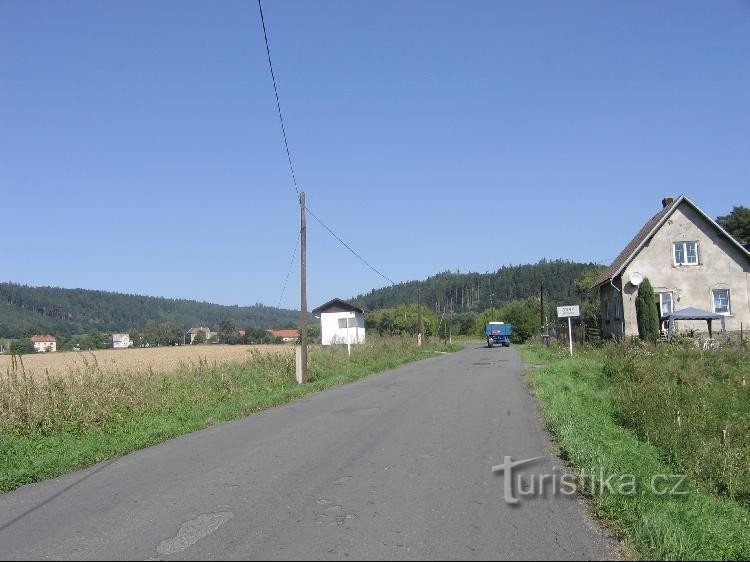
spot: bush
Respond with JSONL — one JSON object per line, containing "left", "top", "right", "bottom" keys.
{"left": 9, "top": 338, "right": 35, "bottom": 355}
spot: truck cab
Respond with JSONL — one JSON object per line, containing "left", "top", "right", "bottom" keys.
{"left": 485, "top": 322, "right": 512, "bottom": 348}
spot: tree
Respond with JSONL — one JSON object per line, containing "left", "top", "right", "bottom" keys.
{"left": 717, "top": 206, "right": 750, "bottom": 246}
{"left": 635, "top": 278, "right": 660, "bottom": 342}
{"left": 219, "top": 318, "right": 236, "bottom": 344}
{"left": 10, "top": 338, "right": 35, "bottom": 355}
{"left": 22, "top": 325, "right": 42, "bottom": 338}
{"left": 192, "top": 331, "right": 207, "bottom": 345}
{"left": 575, "top": 267, "right": 605, "bottom": 330}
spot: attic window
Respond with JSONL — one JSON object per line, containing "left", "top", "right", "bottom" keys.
{"left": 673, "top": 241, "right": 698, "bottom": 266}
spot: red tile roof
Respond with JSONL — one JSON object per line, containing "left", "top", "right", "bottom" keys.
{"left": 268, "top": 329, "right": 300, "bottom": 339}
{"left": 31, "top": 335, "right": 56, "bottom": 342}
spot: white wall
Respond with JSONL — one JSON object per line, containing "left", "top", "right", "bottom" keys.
{"left": 320, "top": 311, "right": 366, "bottom": 346}
{"left": 112, "top": 334, "right": 131, "bottom": 349}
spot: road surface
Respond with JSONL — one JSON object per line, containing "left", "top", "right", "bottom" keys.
{"left": 0, "top": 345, "right": 617, "bottom": 560}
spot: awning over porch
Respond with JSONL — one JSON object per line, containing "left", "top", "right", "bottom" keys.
{"left": 663, "top": 307, "right": 726, "bottom": 341}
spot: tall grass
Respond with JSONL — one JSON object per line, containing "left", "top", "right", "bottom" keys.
{"left": 0, "top": 337, "right": 459, "bottom": 493}
{"left": 522, "top": 342, "right": 750, "bottom": 560}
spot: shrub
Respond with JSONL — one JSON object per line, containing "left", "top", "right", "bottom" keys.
{"left": 635, "top": 278, "right": 659, "bottom": 342}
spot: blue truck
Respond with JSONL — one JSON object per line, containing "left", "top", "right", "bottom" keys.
{"left": 485, "top": 322, "right": 512, "bottom": 348}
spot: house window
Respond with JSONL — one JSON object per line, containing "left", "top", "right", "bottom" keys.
{"left": 657, "top": 292, "right": 673, "bottom": 317}
{"left": 338, "top": 318, "right": 351, "bottom": 329}
{"left": 673, "top": 241, "right": 698, "bottom": 265}
{"left": 712, "top": 289, "right": 731, "bottom": 315}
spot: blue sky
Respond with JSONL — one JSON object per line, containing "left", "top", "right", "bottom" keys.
{"left": 1, "top": 0, "right": 748, "bottom": 309}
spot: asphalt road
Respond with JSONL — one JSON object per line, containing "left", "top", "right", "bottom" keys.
{"left": 0, "top": 345, "right": 616, "bottom": 560}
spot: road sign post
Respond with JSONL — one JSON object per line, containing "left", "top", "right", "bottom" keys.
{"left": 557, "top": 305, "right": 580, "bottom": 356}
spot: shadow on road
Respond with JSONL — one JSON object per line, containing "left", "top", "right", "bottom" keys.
{"left": 0, "top": 459, "right": 116, "bottom": 535}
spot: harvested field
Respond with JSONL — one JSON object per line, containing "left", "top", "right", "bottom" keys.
{"left": 0, "top": 345, "right": 294, "bottom": 380}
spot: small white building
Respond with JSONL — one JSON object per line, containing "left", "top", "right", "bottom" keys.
{"left": 31, "top": 335, "right": 56, "bottom": 353}
{"left": 111, "top": 333, "right": 131, "bottom": 349}
{"left": 312, "top": 298, "right": 366, "bottom": 346}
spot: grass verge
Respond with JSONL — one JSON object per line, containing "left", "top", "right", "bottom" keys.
{"left": 520, "top": 344, "right": 750, "bottom": 561}
{"left": 1, "top": 338, "right": 460, "bottom": 494}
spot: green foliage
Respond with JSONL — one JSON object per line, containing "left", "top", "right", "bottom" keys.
{"left": 365, "top": 304, "right": 437, "bottom": 336}
{"left": 635, "top": 279, "right": 660, "bottom": 342}
{"left": 574, "top": 266, "right": 604, "bottom": 329}
{"left": 305, "top": 323, "right": 321, "bottom": 344}
{"left": 522, "top": 344, "right": 750, "bottom": 560}
{"left": 604, "top": 341, "right": 750, "bottom": 506}
{"left": 83, "top": 330, "right": 108, "bottom": 350}
{"left": 0, "top": 282, "right": 299, "bottom": 338}
{"left": 9, "top": 338, "right": 35, "bottom": 355}
{"left": 192, "top": 331, "right": 207, "bottom": 345}
{"left": 355, "top": 259, "right": 601, "bottom": 315}
{"left": 219, "top": 317, "right": 237, "bottom": 343}
{"left": 717, "top": 206, "right": 750, "bottom": 246}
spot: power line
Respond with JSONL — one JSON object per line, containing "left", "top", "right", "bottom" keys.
{"left": 257, "top": 0, "right": 299, "bottom": 196}
{"left": 277, "top": 230, "right": 301, "bottom": 308}
{"left": 305, "top": 203, "right": 396, "bottom": 286}
{"left": 256, "top": 2, "right": 395, "bottom": 291}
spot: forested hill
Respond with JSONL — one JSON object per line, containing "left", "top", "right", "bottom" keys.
{"left": 0, "top": 283, "right": 300, "bottom": 338}
{"left": 354, "top": 260, "right": 602, "bottom": 313}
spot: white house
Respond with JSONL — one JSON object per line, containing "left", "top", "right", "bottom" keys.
{"left": 31, "top": 335, "right": 56, "bottom": 353}
{"left": 312, "top": 298, "right": 366, "bottom": 346}
{"left": 186, "top": 326, "right": 214, "bottom": 344}
{"left": 111, "top": 333, "right": 131, "bottom": 349}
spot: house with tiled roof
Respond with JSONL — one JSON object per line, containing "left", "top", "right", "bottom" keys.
{"left": 186, "top": 326, "right": 215, "bottom": 344}
{"left": 593, "top": 196, "right": 750, "bottom": 338}
{"left": 30, "top": 335, "right": 56, "bottom": 353}
{"left": 267, "top": 329, "right": 300, "bottom": 343}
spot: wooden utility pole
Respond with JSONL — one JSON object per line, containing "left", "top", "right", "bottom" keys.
{"left": 297, "top": 191, "right": 308, "bottom": 384}
{"left": 540, "top": 282, "right": 544, "bottom": 335}
{"left": 417, "top": 288, "right": 422, "bottom": 346}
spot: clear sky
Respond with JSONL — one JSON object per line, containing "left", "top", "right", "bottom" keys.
{"left": 1, "top": 0, "right": 748, "bottom": 309}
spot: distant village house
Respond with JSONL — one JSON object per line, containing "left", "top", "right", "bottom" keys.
{"left": 594, "top": 195, "right": 750, "bottom": 338}
{"left": 312, "top": 298, "right": 366, "bottom": 346}
{"left": 267, "top": 329, "right": 300, "bottom": 343}
{"left": 186, "top": 326, "right": 215, "bottom": 344}
{"left": 31, "top": 335, "right": 56, "bottom": 353}
{"left": 110, "top": 333, "right": 132, "bottom": 349}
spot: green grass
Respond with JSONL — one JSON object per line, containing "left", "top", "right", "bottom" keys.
{"left": 0, "top": 338, "right": 460, "bottom": 494}
{"left": 521, "top": 343, "right": 750, "bottom": 561}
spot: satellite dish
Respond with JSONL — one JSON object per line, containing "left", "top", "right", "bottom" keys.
{"left": 629, "top": 272, "right": 644, "bottom": 286}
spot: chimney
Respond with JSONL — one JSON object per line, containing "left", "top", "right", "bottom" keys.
{"left": 662, "top": 197, "right": 674, "bottom": 209}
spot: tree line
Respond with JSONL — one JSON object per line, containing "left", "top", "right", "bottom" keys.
{"left": 0, "top": 283, "right": 300, "bottom": 339}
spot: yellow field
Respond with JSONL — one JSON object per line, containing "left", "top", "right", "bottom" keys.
{"left": 0, "top": 344, "right": 294, "bottom": 380}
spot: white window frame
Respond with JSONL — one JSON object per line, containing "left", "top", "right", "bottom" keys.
{"left": 673, "top": 241, "right": 699, "bottom": 266}
{"left": 712, "top": 289, "right": 731, "bottom": 315}
{"left": 657, "top": 292, "right": 674, "bottom": 317}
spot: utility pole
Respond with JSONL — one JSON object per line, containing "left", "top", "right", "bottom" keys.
{"left": 540, "top": 282, "right": 544, "bottom": 336}
{"left": 417, "top": 287, "right": 422, "bottom": 347}
{"left": 297, "top": 191, "right": 308, "bottom": 384}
